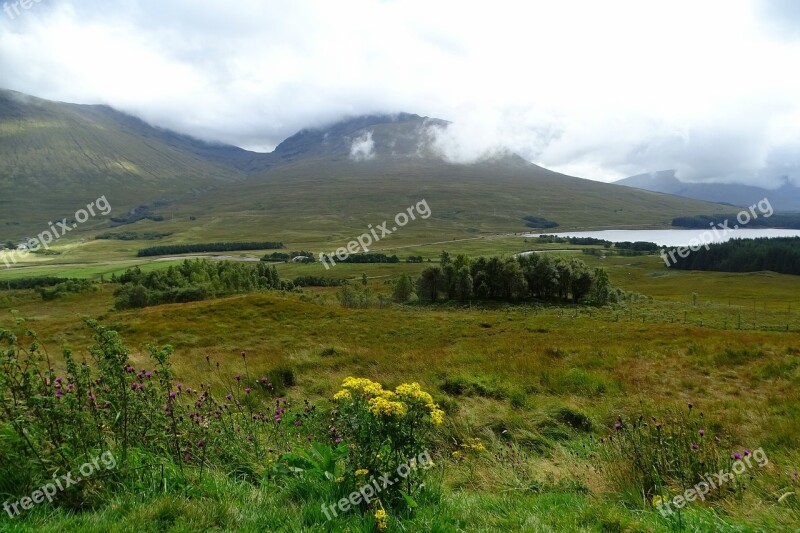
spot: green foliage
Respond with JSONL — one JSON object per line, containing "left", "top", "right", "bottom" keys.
{"left": 522, "top": 215, "right": 559, "bottom": 229}
{"left": 392, "top": 273, "right": 414, "bottom": 303}
{"left": 321, "top": 253, "right": 399, "bottom": 264}
{"left": 261, "top": 251, "right": 315, "bottom": 262}
{"left": 0, "top": 276, "right": 74, "bottom": 290}
{"left": 337, "top": 282, "right": 373, "bottom": 309}
{"left": 96, "top": 231, "right": 173, "bottom": 240}
{"left": 113, "top": 259, "right": 288, "bottom": 309}
{"left": 669, "top": 237, "right": 800, "bottom": 275}
{"left": 416, "top": 253, "right": 619, "bottom": 304}
{"left": 38, "top": 279, "right": 96, "bottom": 300}
{"left": 137, "top": 242, "right": 283, "bottom": 257}
{"left": 672, "top": 213, "right": 800, "bottom": 229}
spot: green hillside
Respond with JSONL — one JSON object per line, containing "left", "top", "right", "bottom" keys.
{"left": 0, "top": 91, "right": 731, "bottom": 264}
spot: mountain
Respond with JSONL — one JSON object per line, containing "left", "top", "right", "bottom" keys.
{"left": 0, "top": 90, "right": 731, "bottom": 245}
{"left": 616, "top": 170, "right": 800, "bottom": 211}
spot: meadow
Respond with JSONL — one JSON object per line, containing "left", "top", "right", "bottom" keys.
{"left": 0, "top": 237, "right": 799, "bottom": 532}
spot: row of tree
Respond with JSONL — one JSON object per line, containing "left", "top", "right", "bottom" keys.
{"left": 394, "top": 252, "right": 618, "bottom": 305}
{"left": 137, "top": 241, "right": 284, "bottom": 257}
{"left": 668, "top": 237, "right": 800, "bottom": 275}
{"left": 113, "top": 259, "right": 290, "bottom": 309}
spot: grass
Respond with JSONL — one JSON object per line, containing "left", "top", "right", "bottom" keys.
{"left": 1, "top": 253, "right": 799, "bottom": 530}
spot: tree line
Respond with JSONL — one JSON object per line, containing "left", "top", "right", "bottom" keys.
{"left": 112, "top": 259, "right": 290, "bottom": 309}
{"left": 137, "top": 241, "right": 284, "bottom": 257}
{"left": 668, "top": 237, "right": 800, "bottom": 275}
{"left": 392, "top": 252, "right": 619, "bottom": 305}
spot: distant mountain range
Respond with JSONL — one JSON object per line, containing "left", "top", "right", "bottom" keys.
{"left": 616, "top": 170, "right": 800, "bottom": 212}
{"left": 0, "top": 89, "right": 731, "bottom": 242}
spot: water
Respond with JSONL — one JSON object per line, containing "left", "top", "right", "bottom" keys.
{"left": 523, "top": 229, "right": 800, "bottom": 247}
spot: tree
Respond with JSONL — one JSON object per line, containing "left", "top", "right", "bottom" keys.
{"left": 416, "top": 266, "right": 444, "bottom": 302}
{"left": 361, "top": 273, "right": 368, "bottom": 287}
{"left": 392, "top": 273, "right": 414, "bottom": 303}
{"left": 453, "top": 266, "right": 473, "bottom": 301}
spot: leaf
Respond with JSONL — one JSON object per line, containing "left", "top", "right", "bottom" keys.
{"left": 399, "top": 489, "right": 418, "bottom": 509}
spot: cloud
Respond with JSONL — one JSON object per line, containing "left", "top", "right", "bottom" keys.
{"left": 349, "top": 131, "right": 375, "bottom": 161}
{"left": 1, "top": 0, "right": 799, "bottom": 186}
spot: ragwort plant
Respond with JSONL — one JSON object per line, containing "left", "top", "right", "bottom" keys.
{"left": 331, "top": 378, "right": 444, "bottom": 514}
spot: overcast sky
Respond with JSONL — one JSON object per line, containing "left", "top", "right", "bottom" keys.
{"left": 1, "top": 0, "right": 799, "bottom": 185}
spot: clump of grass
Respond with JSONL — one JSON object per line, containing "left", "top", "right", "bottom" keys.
{"left": 597, "top": 404, "right": 731, "bottom": 507}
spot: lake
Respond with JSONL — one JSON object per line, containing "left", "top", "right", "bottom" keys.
{"left": 523, "top": 229, "right": 800, "bottom": 247}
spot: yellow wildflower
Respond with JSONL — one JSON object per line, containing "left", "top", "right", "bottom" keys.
{"left": 368, "top": 396, "right": 407, "bottom": 417}
{"left": 652, "top": 494, "right": 668, "bottom": 507}
{"left": 355, "top": 469, "right": 369, "bottom": 477}
{"left": 430, "top": 408, "right": 445, "bottom": 425}
{"left": 335, "top": 476, "right": 344, "bottom": 483}
{"left": 333, "top": 389, "right": 352, "bottom": 401}
{"left": 460, "top": 438, "right": 486, "bottom": 452}
{"left": 375, "top": 509, "right": 387, "bottom": 530}
{"left": 395, "top": 382, "right": 434, "bottom": 404}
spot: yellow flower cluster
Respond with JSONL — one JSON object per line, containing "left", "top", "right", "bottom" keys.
{"left": 395, "top": 381, "right": 445, "bottom": 425}
{"left": 332, "top": 389, "right": 351, "bottom": 401}
{"left": 355, "top": 469, "right": 369, "bottom": 477}
{"left": 369, "top": 396, "right": 407, "bottom": 417}
{"left": 332, "top": 377, "right": 445, "bottom": 424}
{"left": 460, "top": 437, "right": 486, "bottom": 452}
{"left": 375, "top": 509, "right": 387, "bottom": 530}
{"left": 652, "top": 494, "right": 667, "bottom": 507}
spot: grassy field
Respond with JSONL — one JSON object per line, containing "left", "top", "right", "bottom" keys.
{"left": 1, "top": 241, "right": 799, "bottom": 532}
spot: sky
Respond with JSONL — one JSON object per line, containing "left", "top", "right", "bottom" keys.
{"left": 1, "top": 0, "right": 799, "bottom": 185}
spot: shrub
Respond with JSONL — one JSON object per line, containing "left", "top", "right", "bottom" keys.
{"left": 331, "top": 378, "right": 443, "bottom": 513}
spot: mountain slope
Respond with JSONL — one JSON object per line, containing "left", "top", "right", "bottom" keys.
{"left": 0, "top": 89, "right": 252, "bottom": 234}
{"left": 0, "top": 90, "right": 733, "bottom": 248}
{"left": 616, "top": 170, "right": 800, "bottom": 211}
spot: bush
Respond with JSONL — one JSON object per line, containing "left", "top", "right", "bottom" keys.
{"left": 330, "top": 378, "right": 442, "bottom": 513}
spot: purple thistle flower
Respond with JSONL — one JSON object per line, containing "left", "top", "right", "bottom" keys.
{"left": 274, "top": 415, "right": 281, "bottom": 421}
{"left": 225, "top": 393, "right": 233, "bottom": 400}
{"left": 699, "top": 429, "right": 705, "bottom": 437}
{"left": 334, "top": 437, "right": 343, "bottom": 444}
{"left": 185, "top": 453, "right": 192, "bottom": 461}
{"left": 614, "top": 422, "right": 622, "bottom": 430}
{"left": 744, "top": 449, "right": 750, "bottom": 456}
{"left": 235, "top": 374, "right": 241, "bottom": 382}
{"left": 169, "top": 392, "right": 177, "bottom": 399}
{"left": 55, "top": 377, "right": 63, "bottom": 383}
{"left": 197, "top": 440, "right": 205, "bottom": 448}
{"left": 145, "top": 371, "right": 152, "bottom": 378}
{"left": 176, "top": 383, "right": 183, "bottom": 390}
{"left": 241, "top": 351, "right": 246, "bottom": 358}
{"left": 55, "top": 389, "right": 63, "bottom": 398}
{"left": 294, "top": 419, "right": 302, "bottom": 426}
{"left": 245, "top": 387, "right": 252, "bottom": 394}
{"left": 260, "top": 376, "right": 267, "bottom": 383}
{"left": 67, "top": 383, "right": 75, "bottom": 391}
{"left": 733, "top": 452, "right": 742, "bottom": 460}
{"left": 691, "top": 443, "right": 699, "bottom": 450}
